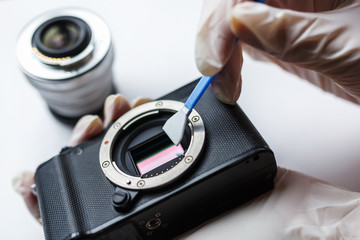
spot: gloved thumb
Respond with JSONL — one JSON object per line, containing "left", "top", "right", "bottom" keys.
{"left": 230, "top": 2, "right": 350, "bottom": 79}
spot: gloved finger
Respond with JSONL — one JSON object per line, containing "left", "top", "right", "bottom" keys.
{"left": 265, "top": 0, "right": 350, "bottom": 12}
{"left": 229, "top": 2, "right": 353, "bottom": 75}
{"left": 12, "top": 171, "right": 41, "bottom": 224}
{"left": 211, "top": 43, "right": 243, "bottom": 104}
{"left": 230, "top": 2, "right": 327, "bottom": 62}
{"left": 195, "top": 0, "right": 238, "bottom": 77}
{"left": 230, "top": 2, "right": 360, "bottom": 100}
{"left": 242, "top": 43, "right": 360, "bottom": 104}
{"left": 103, "top": 94, "right": 131, "bottom": 127}
{"left": 131, "top": 97, "right": 152, "bottom": 108}
{"left": 194, "top": 0, "right": 341, "bottom": 77}
{"left": 69, "top": 115, "right": 103, "bottom": 146}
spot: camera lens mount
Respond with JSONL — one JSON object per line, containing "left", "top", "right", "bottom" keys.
{"left": 99, "top": 100, "right": 205, "bottom": 190}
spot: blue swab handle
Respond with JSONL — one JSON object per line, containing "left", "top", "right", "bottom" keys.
{"left": 184, "top": 0, "right": 265, "bottom": 111}
{"left": 184, "top": 75, "right": 215, "bottom": 110}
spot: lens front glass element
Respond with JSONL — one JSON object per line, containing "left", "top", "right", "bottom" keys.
{"left": 41, "top": 21, "right": 80, "bottom": 50}
{"left": 32, "top": 16, "right": 91, "bottom": 58}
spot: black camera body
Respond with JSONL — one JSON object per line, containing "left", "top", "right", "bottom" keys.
{"left": 35, "top": 80, "right": 277, "bottom": 240}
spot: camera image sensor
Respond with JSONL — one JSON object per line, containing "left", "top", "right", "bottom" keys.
{"left": 129, "top": 133, "right": 185, "bottom": 176}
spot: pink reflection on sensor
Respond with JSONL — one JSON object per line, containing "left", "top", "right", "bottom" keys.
{"left": 137, "top": 144, "right": 184, "bottom": 175}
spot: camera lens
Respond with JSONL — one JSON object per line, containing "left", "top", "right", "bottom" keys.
{"left": 32, "top": 16, "right": 91, "bottom": 58}
{"left": 16, "top": 8, "right": 114, "bottom": 118}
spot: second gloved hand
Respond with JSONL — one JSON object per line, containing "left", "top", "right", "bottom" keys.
{"left": 196, "top": 0, "right": 360, "bottom": 104}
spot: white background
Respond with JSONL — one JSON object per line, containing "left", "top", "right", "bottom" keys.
{"left": 1, "top": 0, "right": 360, "bottom": 239}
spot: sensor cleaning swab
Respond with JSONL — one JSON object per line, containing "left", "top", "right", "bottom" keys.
{"left": 162, "top": 75, "right": 214, "bottom": 145}
{"left": 163, "top": 0, "right": 265, "bottom": 145}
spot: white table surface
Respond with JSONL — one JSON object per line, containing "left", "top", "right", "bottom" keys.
{"left": 1, "top": 0, "right": 360, "bottom": 239}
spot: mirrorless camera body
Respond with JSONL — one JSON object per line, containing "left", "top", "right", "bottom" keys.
{"left": 35, "top": 79, "right": 277, "bottom": 240}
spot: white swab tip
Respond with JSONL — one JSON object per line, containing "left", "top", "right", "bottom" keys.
{"left": 163, "top": 106, "right": 191, "bottom": 145}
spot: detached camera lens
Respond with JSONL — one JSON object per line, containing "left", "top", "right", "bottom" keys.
{"left": 32, "top": 16, "right": 91, "bottom": 58}
{"left": 16, "top": 8, "right": 114, "bottom": 118}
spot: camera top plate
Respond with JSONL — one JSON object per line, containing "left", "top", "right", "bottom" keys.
{"left": 99, "top": 100, "right": 205, "bottom": 190}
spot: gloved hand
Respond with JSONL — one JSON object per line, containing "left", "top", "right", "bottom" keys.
{"left": 12, "top": 95, "right": 150, "bottom": 223}
{"left": 182, "top": 167, "right": 360, "bottom": 240}
{"left": 196, "top": 0, "right": 360, "bottom": 104}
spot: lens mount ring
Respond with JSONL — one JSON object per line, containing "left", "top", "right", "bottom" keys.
{"left": 99, "top": 100, "right": 205, "bottom": 190}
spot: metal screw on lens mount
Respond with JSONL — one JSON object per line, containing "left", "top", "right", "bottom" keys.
{"left": 191, "top": 116, "right": 200, "bottom": 122}
{"left": 102, "top": 161, "right": 110, "bottom": 168}
{"left": 185, "top": 156, "right": 193, "bottom": 163}
{"left": 113, "top": 123, "right": 121, "bottom": 129}
{"left": 137, "top": 180, "right": 145, "bottom": 187}
{"left": 156, "top": 101, "right": 163, "bottom": 107}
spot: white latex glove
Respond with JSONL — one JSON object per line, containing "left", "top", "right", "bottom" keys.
{"left": 182, "top": 168, "right": 360, "bottom": 240}
{"left": 196, "top": 0, "right": 360, "bottom": 104}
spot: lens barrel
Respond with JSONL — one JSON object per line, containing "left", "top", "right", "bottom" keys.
{"left": 16, "top": 8, "right": 114, "bottom": 118}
